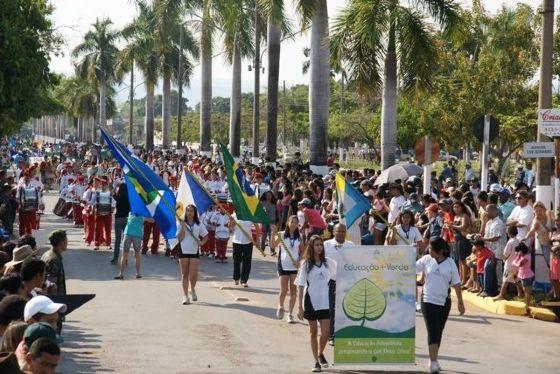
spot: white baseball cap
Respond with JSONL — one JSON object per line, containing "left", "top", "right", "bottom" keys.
{"left": 24, "top": 296, "right": 67, "bottom": 322}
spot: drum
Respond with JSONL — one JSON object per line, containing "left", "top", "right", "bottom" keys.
{"left": 53, "top": 198, "right": 71, "bottom": 217}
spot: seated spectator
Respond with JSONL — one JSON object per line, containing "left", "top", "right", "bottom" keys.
{"left": 26, "top": 337, "right": 61, "bottom": 374}
{"left": 0, "top": 295, "right": 27, "bottom": 344}
{"left": 0, "top": 275, "right": 27, "bottom": 298}
{"left": 21, "top": 259, "right": 46, "bottom": 298}
{"left": 0, "top": 321, "right": 27, "bottom": 352}
{"left": 24, "top": 296, "right": 66, "bottom": 330}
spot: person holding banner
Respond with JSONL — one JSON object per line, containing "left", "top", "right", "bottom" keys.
{"left": 417, "top": 237, "right": 465, "bottom": 374}
{"left": 176, "top": 204, "right": 208, "bottom": 305}
{"left": 295, "top": 235, "right": 334, "bottom": 372}
{"left": 273, "top": 215, "right": 303, "bottom": 324}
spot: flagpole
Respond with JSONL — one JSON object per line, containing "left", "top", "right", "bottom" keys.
{"left": 184, "top": 170, "right": 266, "bottom": 257}
{"left": 99, "top": 126, "right": 199, "bottom": 244}
{"left": 275, "top": 232, "right": 298, "bottom": 268}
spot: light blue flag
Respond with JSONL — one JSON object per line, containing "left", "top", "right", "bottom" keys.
{"left": 100, "top": 127, "right": 177, "bottom": 240}
{"left": 335, "top": 173, "right": 372, "bottom": 228}
{"left": 176, "top": 171, "right": 214, "bottom": 219}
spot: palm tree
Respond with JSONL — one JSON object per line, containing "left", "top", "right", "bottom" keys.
{"left": 72, "top": 18, "right": 120, "bottom": 142}
{"left": 331, "top": 0, "right": 460, "bottom": 169}
{"left": 259, "top": 0, "right": 291, "bottom": 161}
{"left": 120, "top": 1, "right": 161, "bottom": 150}
{"left": 221, "top": 1, "right": 254, "bottom": 157}
{"left": 295, "top": 0, "right": 330, "bottom": 175}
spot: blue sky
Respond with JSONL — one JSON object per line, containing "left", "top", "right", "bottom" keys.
{"left": 49, "top": 0, "right": 543, "bottom": 105}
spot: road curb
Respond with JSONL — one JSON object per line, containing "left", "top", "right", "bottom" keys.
{"left": 462, "top": 292, "right": 558, "bottom": 322}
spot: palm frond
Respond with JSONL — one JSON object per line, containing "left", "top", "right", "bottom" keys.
{"left": 413, "top": 0, "right": 462, "bottom": 34}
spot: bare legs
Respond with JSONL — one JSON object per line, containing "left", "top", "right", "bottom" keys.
{"left": 278, "top": 275, "right": 298, "bottom": 315}
{"left": 308, "top": 319, "right": 330, "bottom": 363}
{"left": 179, "top": 258, "right": 200, "bottom": 297}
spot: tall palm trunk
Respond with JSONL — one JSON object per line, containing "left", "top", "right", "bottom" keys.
{"left": 380, "top": 23, "right": 397, "bottom": 169}
{"left": 199, "top": 16, "right": 212, "bottom": 156}
{"left": 266, "top": 18, "right": 281, "bottom": 161}
{"left": 98, "top": 80, "right": 107, "bottom": 142}
{"left": 229, "top": 43, "right": 242, "bottom": 157}
{"left": 309, "top": 0, "right": 330, "bottom": 175}
{"left": 145, "top": 81, "right": 155, "bottom": 150}
{"left": 252, "top": 8, "right": 261, "bottom": 164}
{"left": 162, "top": 68, "right": 172, "bottom": 148}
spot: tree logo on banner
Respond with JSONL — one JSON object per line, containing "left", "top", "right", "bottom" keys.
{"left": 343, "top": 278, "right": 386, "bottom": 327}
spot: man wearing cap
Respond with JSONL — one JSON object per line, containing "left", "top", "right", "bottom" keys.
{"left": 24, "top": 296, "right": 67, "bottom": 330}
{"left": 498, "top": 188, "right": 515, "bottom": 222}
{"left": 15, "top": 322, "right": 62, "bottom": 372}
{"left": 506, "top": 191, "right": 534, "bottom": 240}
{"left": 88, "top": 177, "right": 115, "bottom": 250}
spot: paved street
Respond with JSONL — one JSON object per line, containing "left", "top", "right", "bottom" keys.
{"left": 31, "top": 194, "right": 560, "bottom": 373}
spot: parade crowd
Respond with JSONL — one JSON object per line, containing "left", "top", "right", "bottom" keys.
{"left": 1, "top": 139, "right": 559, "bottom": 373}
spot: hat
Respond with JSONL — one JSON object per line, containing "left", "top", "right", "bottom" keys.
{"left": 24, "top": 296, "right": 67, "bottom": 322}
{"left": 490, "top": 183, "right": 502, "bottom": 193}
{"left": 499, "top": 187, "right": 511, "bottom": 197}
{"left": 427, "top": 203, "right": 439, "bottom": 213}
{"left": 5, "top": 245, "right": 36, "bottom": 267}
{"left": 23, "top": 322, "right": 62, "bottom": 347}
{"left": 438, "top": 198, "right": 452, "bottom": 206}
{"left": 299, "top": 198, "right": 312, "bottom": 207}
{"left": 217, "top": 193, "right": 228, "bottom": 202}
{"left": 445, "top": 177, "right": 453, "bottom": 183}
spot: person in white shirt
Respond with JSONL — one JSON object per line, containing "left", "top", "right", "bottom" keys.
{"left": 273, "top": 216, "right": 303, "bottom": 324}
{"left": 507, "top": 191, "right": 534, "bottom": 240}
{"left": 323, "top": 224, "right": 354, "bottom": 343}
{"left": 385, "top": 211, "right": 423, "bottom": 249}
{"left": 229, "top": 213, "right": 256, "bottom": 287}
{"left": 88, "top": 177, "right": 116, "bottom": 250}
{"left": 388, "top": 184, "right": 406, "bottom": 224}
{"left": 479, "top": 204, "right": 507, "bottom": 258}
{"left": 177, "top": 204, "right": 208, "bottom": 305}
{"left": 295, "top": 235, "right": 335, "bottom": 372}
{"left": 417, "top": 237, "right": 465, "bottom": 374}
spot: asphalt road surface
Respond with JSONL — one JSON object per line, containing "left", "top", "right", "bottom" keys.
{"left": 30, "top": 194, "right": 560, "bottom": 373}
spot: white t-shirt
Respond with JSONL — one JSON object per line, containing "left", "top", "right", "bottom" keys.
{"left": 508, "top": 205, "right": 534, "bottom": 240}
{"left": 323, "top": 239, "right": 355, "bottom": 280}
{"left": 393, "top": 225, "right": 422, "bottom": 246}
{"left": 502, "top": 237, "right": 520, "bottom": 272}
{"left": 416, "top": 255, "right": 460, "bottom": 306}
{"left": 278, "top": 231, "right": 302, "bottom": 272}
{"left": 232, "top": 214, "right": 253, "bottom": 244}
{"left": 179, "top": 222, "right": 208, "bottom": 254}
{"left": 484, "top": 217, "right": 507, "bottom": 258}
{"left": 388, "top": 195, "right": 406, "bottom": 223}
{"left": 295, "top": 258, "right": 336, "bottom": 311}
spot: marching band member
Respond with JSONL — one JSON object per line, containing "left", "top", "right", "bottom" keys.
{"left": 212, "top": 196, "right": 231, "bottom": 263}
{"left": 82, "top": 178, "right": 96, "bottom": 244}
{"left": 16, "top": 169, "right": 42, "bottom": 236}
{"left": 88, "top": 177, "right": 115, "bottom": 251}
{"left": 201, "top": 204, "right": 217, "bottom": 257}
{"left": 68, "top": 175, "right": 86, "bottom": 226}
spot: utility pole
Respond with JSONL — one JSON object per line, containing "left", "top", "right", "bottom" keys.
{"left": 252, "top": 5, "right": 261, "bottom": 165}
{"left": 536, "top": 0, "right": 555, "bottom": 208}
{"left": 129, "top": 61, "right": 134, "bottom": 145}
{"left": 177, "top": 27, "right": 184, "bottom": 150}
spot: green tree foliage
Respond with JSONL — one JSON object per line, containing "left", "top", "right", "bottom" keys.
{"left": 0, "top": 0, "right": 61, "bottom": 136}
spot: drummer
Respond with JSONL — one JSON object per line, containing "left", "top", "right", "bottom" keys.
{"left": 88, "top": 176, "right": 115, "bottom": 251}
{"left": 83, "top": 178, "right": 96, "bottom": 245}
{"left": 16, "top": 168, "right": 42, "bottom": 236}
{"left": 68, "top": 174, "right": 87, "bottom": 227}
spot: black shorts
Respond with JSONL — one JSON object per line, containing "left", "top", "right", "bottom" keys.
{"left": 304, "top": 292, "right": 331, "bottom": 321}
{"left": 179, "top": 252, "right": 199, "bottom": 259}
{"left": 277, "top": 258, "right": 298, "bottom": 276}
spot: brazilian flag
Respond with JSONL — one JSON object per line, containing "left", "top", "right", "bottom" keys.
{"left": 100, "top": 127, "right": 177, "bottom": 240}
{"left": 219, "top": 144, "right": 270, "bottom": 224}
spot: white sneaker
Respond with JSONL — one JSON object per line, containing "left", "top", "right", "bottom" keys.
{"left": 191, "top": 290, "right": 198, "bottom": 302}
{"left": 287, "top": 314, "right": 295, "bottom": 324}
{"left": 276, "top": 307, "right": 285, "bottom": 320}
{"left": 429, "top": 361, "right": 440, "bottom": 373}
{"left": 416, "top": 302, "right": 422, "bottom": 312}
{"left": 182, "top": 296, "right": 190, "bottom": 305}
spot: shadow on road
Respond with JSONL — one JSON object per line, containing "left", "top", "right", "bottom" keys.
{"left": 447, "top": 314, "right": 523, "bottom": 325}
{"left": 197, "top": 301, "right": 278, "bottom": 320}
{"left": 59, "top": 322, "right": 113, "bottom": 373}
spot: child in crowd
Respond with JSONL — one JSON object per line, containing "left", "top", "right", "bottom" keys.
{"left": 469, "top": 240, "right": 494, "bottom": 295}
{"left": 212, "top": 208, "right": 231, "bottom": 263}
{"left": 513, "top": 242, "right": 534, "bottom": 313}
{"left": 494, "top": 226, "right": 523, "bottom": 300}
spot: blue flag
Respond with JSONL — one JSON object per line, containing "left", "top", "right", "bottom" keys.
{"left": 335, "top": 173, "right": 371, "bottom": 228}
{"left": 100, "top": 127, "right": 177, "bottom": 240}
{"left": 176, "top": 171, "right": 214, "bottom": 219}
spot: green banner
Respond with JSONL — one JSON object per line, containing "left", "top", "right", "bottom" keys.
{"left": 334, "top": 246, "right": 416, "bottom": 365}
